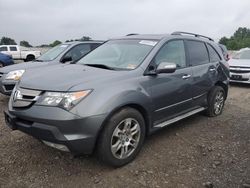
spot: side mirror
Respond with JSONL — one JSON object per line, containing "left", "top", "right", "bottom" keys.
{"left": 61, "top": 56, "right": 72, "bottom": 63}
{"left": 156, "top": 62, "right": 176, "bottom": 74}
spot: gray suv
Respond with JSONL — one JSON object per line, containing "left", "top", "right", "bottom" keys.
{"left": 5, "top": 32, "right": 230, "bottom": 167}
{"left": 0, "top": 41, "right": 103, "bottom": 95}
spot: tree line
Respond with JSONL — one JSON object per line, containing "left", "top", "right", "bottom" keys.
{"left": 219, "top": 27, "right": 250, "bottom": 50}
{"left": 0, "top": 36, "right": 92, "bottom": 48}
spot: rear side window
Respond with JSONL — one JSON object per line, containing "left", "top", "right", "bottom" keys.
{"left": 10, "top": 47, "right": 17, "bottom": 51}
{"left": 155, "top": 40, "right": 186, "bottom": 68}
{"left": 186, "top": 40, "right": 209, "bottom": 66}
{"left": 207, "top": 44, "right": 221, "bottom": 62}
{"left": 0, "top": 47, "right": 8, "bottom": 51}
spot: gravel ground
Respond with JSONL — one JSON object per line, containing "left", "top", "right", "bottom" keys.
{"left": 0, "top": 84, "right": 249, "bottom": 188}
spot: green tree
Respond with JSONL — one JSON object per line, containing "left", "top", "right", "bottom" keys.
{"left": 49, "top": 40, "right": 62, "bottom": 47}
{"left": 20, "top": 40, "right": 33, "bottom": 47}
{"left": 0, "top": 37, "right": 17, "bottom": 45}
{"left": 219, "top": 27, "right": 250, "bottom": 50}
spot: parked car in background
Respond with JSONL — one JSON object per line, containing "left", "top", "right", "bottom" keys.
{"left": 0, "top": 45, "right": 41, "bottom": 62}
{"left": 5, "top": 32, "right": 229, "bottom": 167}
{"left": 0, "top": 41, "right": 103, "bottom": 95}
{"left": 218, "top": 44, "right": 230, "bottom": 61}
{"left": 0, "top": 52, "right": 14, "bottom": 67}
{"left": 228, "top": 48, "right": 250, "bottom": 84}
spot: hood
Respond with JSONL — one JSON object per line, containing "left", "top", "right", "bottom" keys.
{"left": 0, "top": 61, "right": 52, "bottom": 73}
{"left": 228, "top": 59, "right": 250, "bottom": 67}
{"left": 19, "top": 64, "right": 126, "bottom": 91}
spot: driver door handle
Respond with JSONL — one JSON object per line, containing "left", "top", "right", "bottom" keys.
{"left": 182, "top": 74, "right": 191, "bottom": 79}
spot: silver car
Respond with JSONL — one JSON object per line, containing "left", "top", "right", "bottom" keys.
{"left": 229, "top": 48, "right": 250, "bottom": 84}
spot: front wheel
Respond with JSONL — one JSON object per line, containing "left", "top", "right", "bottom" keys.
{"left": 97, "top": 108, "right": 146, "bottom": 167}
{"left": 206, "top": 86, "right": 226, "bottom": 117}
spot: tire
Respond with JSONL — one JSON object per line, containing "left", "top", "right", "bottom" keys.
{"left": 25, "top": 55, "right": 35, "bottom": 62}
{"left": 206, "top": 86, "right": 225, "bottom": 117}
{"left": 0, "top": 62, "right": 4, "bottom": 68}
{"left": 97, "top": 107, "right": 146, "bottom": 167}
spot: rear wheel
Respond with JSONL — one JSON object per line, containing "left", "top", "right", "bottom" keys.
{"left": 25, "top": 55, "right": 35, "bottom": 62}
{"left": 206, "top": 86, "right": 225, "bottom": 117}
{"left": 97, "top": 108, "right": 146, "bottom": 167}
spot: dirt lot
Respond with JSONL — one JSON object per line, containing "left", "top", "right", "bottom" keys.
{"left": 0, "top": 84, "right": 249, "bottom": 188}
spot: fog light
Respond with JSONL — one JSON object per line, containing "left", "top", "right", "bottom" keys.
{"left": 42, "top": 140, "right": 69, "bottom": 152}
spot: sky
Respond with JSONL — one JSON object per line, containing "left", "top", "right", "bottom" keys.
{"left": 0, "top": 0, "right": 250, "bottom": 46}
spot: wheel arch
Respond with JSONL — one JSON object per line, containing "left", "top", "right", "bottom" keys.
{"left": 215, "top": 81, "right": 228, "bottom": 99}
{"left": 93, "top": 103, "right": 152, "bottom": 152}
{"left": 26, "top": 54, "right": 35, "bottom": 60}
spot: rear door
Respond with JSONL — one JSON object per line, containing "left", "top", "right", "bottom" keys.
{"left": 149, "top": 40, "right": 194, "bottom": 124}
{"left": 185, "top": 40, "right": 220, "bottom": 107}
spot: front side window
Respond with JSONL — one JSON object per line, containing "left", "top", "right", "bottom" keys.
{"left": 0, "top": 47, "right": 8, "bottom": 51}
{"left": 77, "top": 40, "right": 157, "bottom": 70}
{"left": 63, "top": 44, "right": 91, "bottom": 61}
{"left": 37, "top": 44, "right": 70, "bottom": 61}
{"left": 186, "top": 40, "right": 209, "bottom": 66}
{"left": 10, "top": 47, "right": 17, "bottom": 51}
{"left": 207, "top": 44, "right": 221, "bottom": 62}
{"left": 154, "top": 40, "right": 186, "bottom": 68}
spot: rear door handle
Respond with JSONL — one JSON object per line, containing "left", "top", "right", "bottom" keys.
{"left": 182, "top": 74, "right": 191, "bottom": 79}
{"left": 209, "top": 68, "right": 216, "bottom": 72}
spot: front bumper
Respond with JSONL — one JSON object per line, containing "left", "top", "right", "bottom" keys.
{"left": 4, "top": 106, "right": 106, "bottom": 155}
{"left": 0, "top": 73, "right": 17, "bottom": 95}
{"left": 229, "top": 72, "right": 250, "bottom": 84}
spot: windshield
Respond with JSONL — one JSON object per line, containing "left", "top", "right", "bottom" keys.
{"left": 37, "top": 44, "right": 70, "bottom": 61}
{"left": 77, "top": 39, "right": 157, "bottom": 70}
{"left": 233, "top": 50, "right": 250, "bottom": 60}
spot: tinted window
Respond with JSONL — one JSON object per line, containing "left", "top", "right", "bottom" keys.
{"left": 207, "top": 44, "right": 220, "bottom": 62}
{"left": 186, "top": 41, "right": 209, "bottom": 66}
{"left": 91, "top": 43, "right": 102, "bottom": 50}
{"left": 0, "top": 47, "right": 8, "bottom": 51}
{"left": 155, "top": 40, "right": 186, "bottom": 68}
{"left": 37, "top": 44, "right": 70, "bottom": 61}
{"left": 64, "top": 44, "right": 91, "bottom": 61}
{"left": 10, "top": 47, "right": 17, "bottom": 51}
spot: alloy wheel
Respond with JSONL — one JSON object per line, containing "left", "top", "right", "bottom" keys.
{"left": 214, "top": 91, "right": 224, "bottom": 115}
{"left": 111, "top": 118, "right": 141, "bottom": 159}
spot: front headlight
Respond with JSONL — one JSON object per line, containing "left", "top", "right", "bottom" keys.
{"left": 37, "top": 90, "right": 92, "bottom": 110}
{"left": 6, "top": 70, "right": 25, "bottom": 80}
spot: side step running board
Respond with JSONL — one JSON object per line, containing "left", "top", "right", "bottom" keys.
{"left": 154, "top": 107, "right": 206, "bottom": 128}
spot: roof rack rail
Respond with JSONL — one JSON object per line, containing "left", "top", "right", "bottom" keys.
{"left": 171, "top": 31, "right": 214, "bottom": 41}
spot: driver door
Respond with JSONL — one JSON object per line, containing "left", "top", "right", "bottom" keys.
{"left": 149, "top": 40, "right": 194, "bottom": 125}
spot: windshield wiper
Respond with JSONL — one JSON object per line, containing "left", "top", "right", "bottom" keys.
{"left": 84, "top": 64, "right": 115, "bottom": 70}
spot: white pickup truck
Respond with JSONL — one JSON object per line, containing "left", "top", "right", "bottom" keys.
{"left": 0, "top": 45, "right": 41, "bottom": 61}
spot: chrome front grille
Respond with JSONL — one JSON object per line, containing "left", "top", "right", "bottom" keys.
{"left": 12, "top": 87, "right": 42, "bottom": 108}
{"left": 230, "top": 66, "right": 250, "bottom": 74}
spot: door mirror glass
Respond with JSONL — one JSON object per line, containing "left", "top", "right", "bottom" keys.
{"left": 156, "top": 62, "right": 176, "bottom": 74}
{"left": 61, "top": 56, "right": 72, "bottom": 63}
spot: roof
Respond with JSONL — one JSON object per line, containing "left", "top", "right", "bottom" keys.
{"left": 112, "top": 32, "right": 215, "bottom": 43}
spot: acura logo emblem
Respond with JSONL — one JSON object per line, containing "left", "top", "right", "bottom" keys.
{"left": 13, "top": 90, "right": 22, "bottom": 102}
